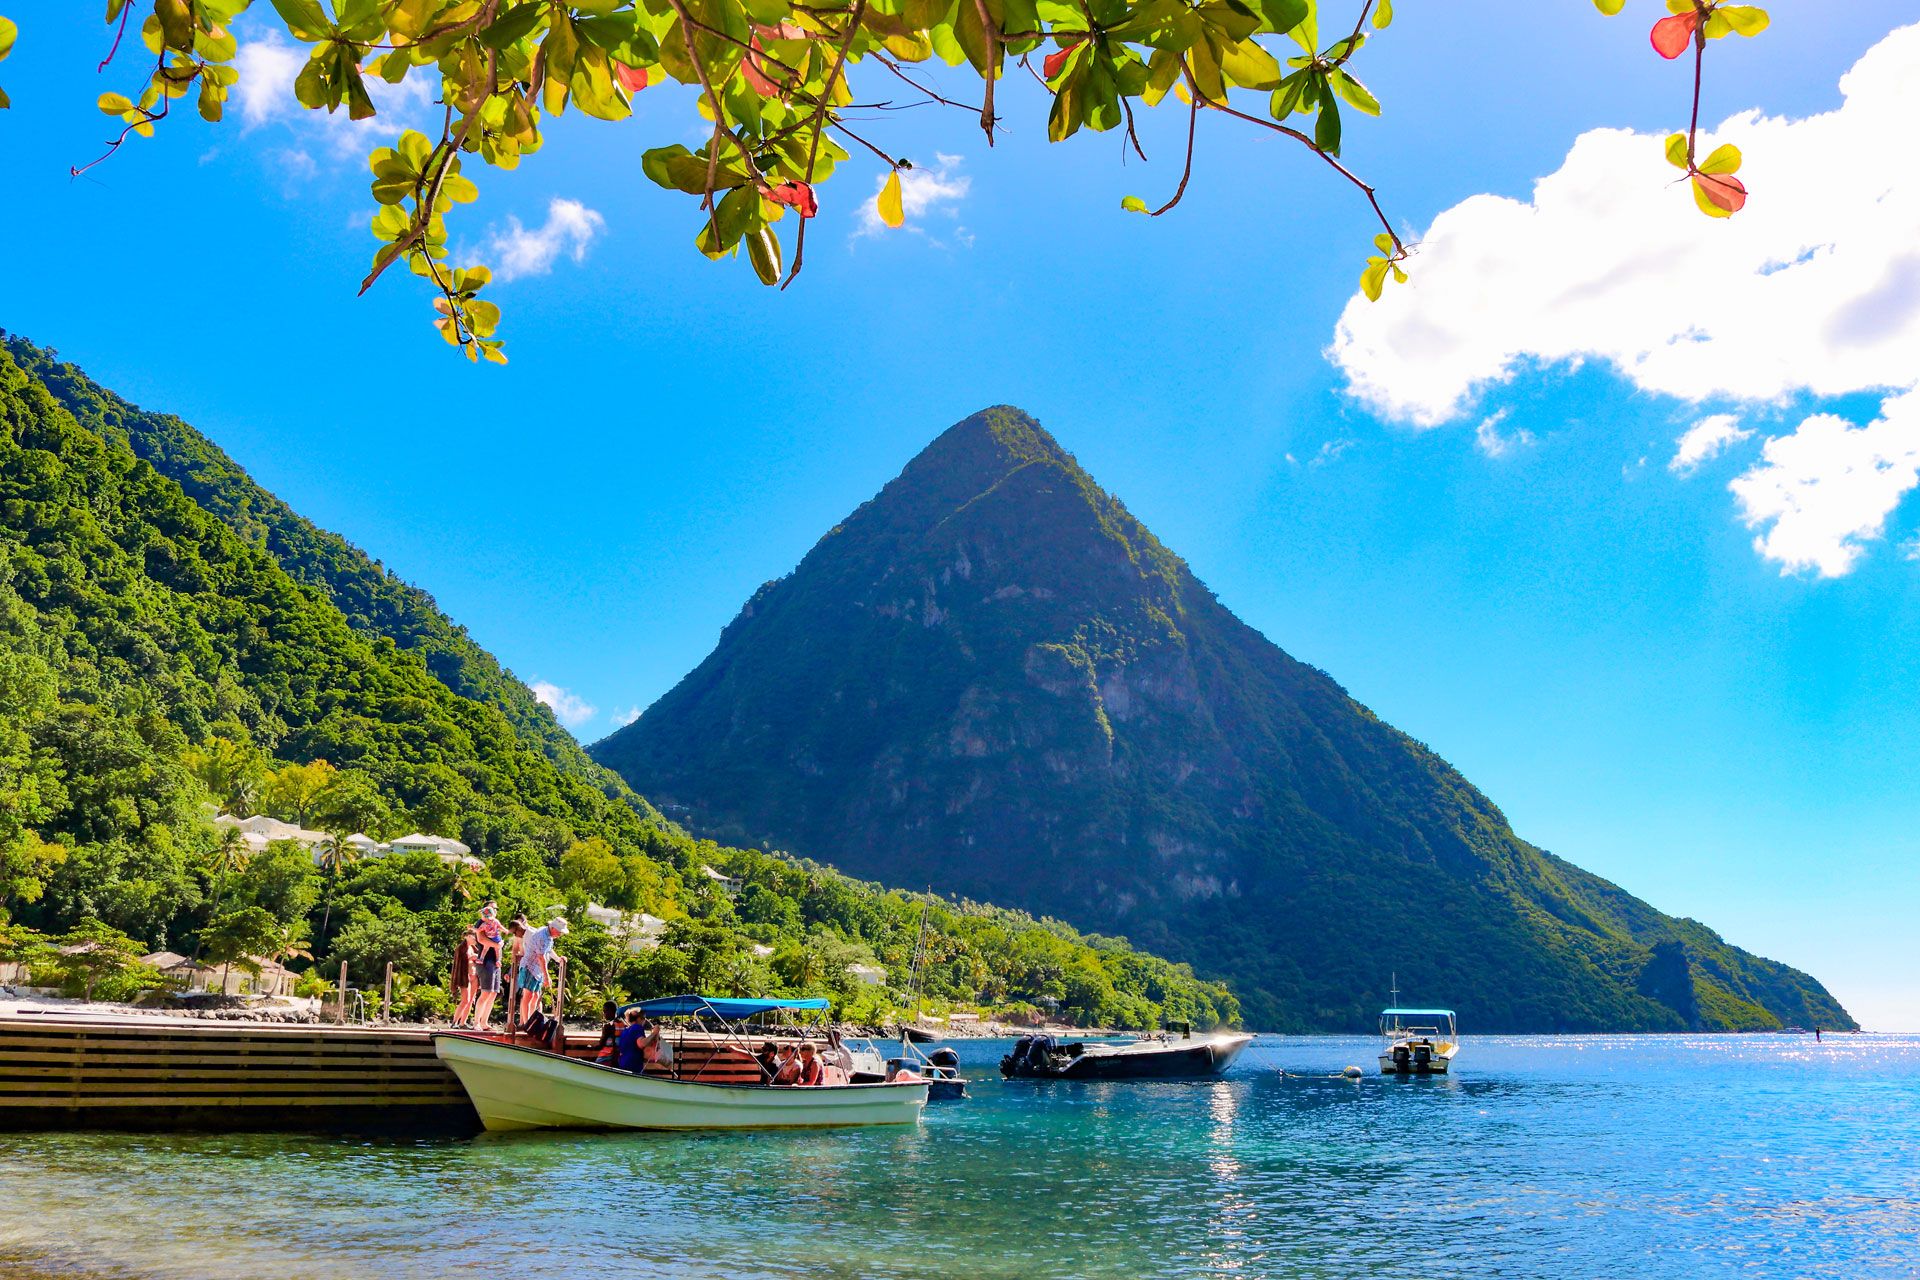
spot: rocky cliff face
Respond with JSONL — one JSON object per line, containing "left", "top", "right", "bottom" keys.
{"left": 594, "top": 407, "right": 1853, "bottom": 1032}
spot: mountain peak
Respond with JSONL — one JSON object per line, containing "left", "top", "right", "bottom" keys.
{"left": 593, "top": 410, "right": 1852, "bottom": 1033}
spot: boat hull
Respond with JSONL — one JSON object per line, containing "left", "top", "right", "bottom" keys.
{"left": 433, "top": 1034, "right": 928, "bottom": 1132}
{"left": 1003, "top": 1033, "right": 1254, "bottom": 1081}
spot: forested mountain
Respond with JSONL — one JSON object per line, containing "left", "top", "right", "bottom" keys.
{"left": 0, "top": 337, "right": 1234, "bottom": 1029}
{"left": 595, "top": 407, "right": 1855, "bottom": 1033}
{"left": 8, "top": 339, "right": 630, "bottom": 816}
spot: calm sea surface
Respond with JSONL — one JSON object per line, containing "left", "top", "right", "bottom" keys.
{"left": 3, "top": 1034, "right": 1917, "bottom": 1279}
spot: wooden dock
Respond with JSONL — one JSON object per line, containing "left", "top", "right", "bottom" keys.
{"left": 0, "top": 1013, "right": 478, "bottom": 1134}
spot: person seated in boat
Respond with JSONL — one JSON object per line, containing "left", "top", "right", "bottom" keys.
{"left": 771, "top": 1044, "right": 802, "bottom": 1086}
{"left": 754, "top": 1041, "right": 780, "bottom": 1082}
{"left": 594, "top": 1000, "right": 620, "bottom": 1064}
{"left": 794, "top": 1042, "right": 825, "bottom": 1087}
{"left": 614, "top": 1009, "right": 663, "bottom": 1074}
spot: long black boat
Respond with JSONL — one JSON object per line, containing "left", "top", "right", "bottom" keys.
{"left": 1000, "top": 1027, "right": 1253, "bottom": 1081}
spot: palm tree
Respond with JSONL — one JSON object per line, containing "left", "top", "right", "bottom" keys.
{"left": 315, "top": 835, "right": 362, "bottom": 941}
{"left": 193, "top": 827, "right": 253, "bottom": 962}
{"left": 448, "top": 858, "right": 481, "bottom": 904}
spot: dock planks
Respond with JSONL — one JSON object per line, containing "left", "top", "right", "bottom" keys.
{"left": 0, "top": 1014, "right": 478, "bottom": 1134}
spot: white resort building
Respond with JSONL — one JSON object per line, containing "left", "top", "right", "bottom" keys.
{"left": 209, "top": 816, "right": 482, "bottom": 870}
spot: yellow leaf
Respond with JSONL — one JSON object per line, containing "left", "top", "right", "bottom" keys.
{"left": 877, "top": 169, "right": 904, "bottom": 229}
{"left": 1663, "top": 132, "right": 1689, "bottom": 170}
{"left": 1698, "top": 142, "right": 1741, "bottom": 175}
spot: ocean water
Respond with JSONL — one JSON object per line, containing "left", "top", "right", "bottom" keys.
{"left": 3, "top": 1034, "right": 1917, "bottom": 1279}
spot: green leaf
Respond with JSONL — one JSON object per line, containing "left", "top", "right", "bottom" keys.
{"left": 1592, "top": 0, "right": 1625, "bottom": 13}
{"left": 481, "top": 2, "right": 548, "bottom": 50}
{"left": 1715, "top": 5, "right": 1769, "bottom": 36}
{"left": 695, "top": 183, "right": 759, "bottom": 258}
{"left": 1329, "top": 68, "right": 1379, "bottom": 116}
{"left": 0, "top": 15, "right": 17, "bottom": 63}
{"left": 1314, "top": 82, "right": 1340, "bottom": 154}
{"left": 97, "top": 91, "right": 137, "bottom": 115}
{"left": 154, "top": 0, "right": 193, "bottom": 51}
{"left": 1120, "top": 194, "right": 1149, "bottom": 214}
{"left": 1255, "top": 0, "right": 1307, "bottom": 30}
{"left": 387, "top": 0, "right": 438, "bottom": 39}
{"left": 1372, "top": 0, "right": 1392, "bottom": 30}
{"left": 268, "top": 0, "right": 335, "bottom": 40}
{"left": 746, "top": 226, "right": 782, "bottom": 285}
{"left": 1663, "top": 131, "right": 1689, "bottom": 169}
{"left": 370, "top": 204, "right": 410, "bottom": 241}
{"left": 441, "top": 172, "right": 480, "bottom": 203}
{"left": 1373, "top": 231, "right": 1393, "bottom": 254}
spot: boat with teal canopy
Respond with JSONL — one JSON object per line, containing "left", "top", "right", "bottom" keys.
{"left": 433, "top": 990, "right": 925, "bottom": 1132}
{"left": 1378, "top": 980, "right": 1460, "bottom": 1075}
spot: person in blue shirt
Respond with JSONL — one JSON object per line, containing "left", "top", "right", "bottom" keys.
{"left": 614, "top": 1009, "right": 661, "bottom": 1074}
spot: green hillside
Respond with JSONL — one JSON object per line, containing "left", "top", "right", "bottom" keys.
{"left": 595, "top": 407, "right": 1855, "bottom": 1033}
{"left": 0, "top": 337, "right": 1234, "bottom": 1029}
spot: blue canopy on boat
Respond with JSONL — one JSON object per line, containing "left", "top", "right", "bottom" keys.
{"left": 623, "top": 994, "right": 832, "bottom": 1020}
{"left": 1381, "top": 1007, "right": 1455, "bottom": 1017}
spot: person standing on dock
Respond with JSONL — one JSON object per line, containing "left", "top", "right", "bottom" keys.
{"left": 468, "top": 904, "right": 505, "bottom": 1030}
{"left": 514, "top": 916, "right": 568, "bottom": 1028}
{"left": 451, "top": 926, "right": 479, "bottom": 1028}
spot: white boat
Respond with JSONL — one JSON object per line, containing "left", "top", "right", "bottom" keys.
{"left": 434, "top": 1033, "right": 929, "bottom": 1132}
{"left": 1378, "top": 1005, "right": 1459, "bottom": 1075}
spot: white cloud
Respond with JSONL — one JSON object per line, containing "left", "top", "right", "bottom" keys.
{"left": 1309, "top": 438, "right": 1355, "bottom": 468}
{"left": 530, "top": 680, "right": 597, "bottom": 728}
{"left": 613, "top": 706, "right": 642, "bottom": 727}
{"left": 230, "top": 27, "right": 435, "bottom": 159}
{"left": 1474, "top": 409, "right": 1535, "bottom": 459}
{"left": 1670, "top": 414, "right": 1755, "bottom": 475}
{"left": 478, "top": 199, "right": 607, "bottom": 282}
{"left": 1330, "top": 23, "right": 1920, "bottom": 576}
{"left": 1331, "top": 23, "right": 1920, "bottom": 426}
{"left": 855, "top": 154, "right": 971, "bottom": 238}
{"left": 1729, "top": 391, "right": 1920, "bottom": 578}
{"left": 232, "top": 32, "right": 306, "bottom": 129}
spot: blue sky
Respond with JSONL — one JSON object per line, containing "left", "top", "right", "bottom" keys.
{"left": 6, "top": 2, "right": 1918, "bottom": 1027}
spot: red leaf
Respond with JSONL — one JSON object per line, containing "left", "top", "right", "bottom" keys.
{"left": 613, "top": 61, "right": 649, "bottom": 93}
{"left": 1043, "top": 37, "right": 1084, "bottom": 80}
{"left": 1693, "top": 170, "right": 1748, "bottom": 213}
{"left": 766, "top": 181, "right": 818, "bottom": 218}
{"left": 1650, "top": 11, "right": 1698, "bottom": 59}
{"left": 742, "top": 55, "right": 781, "bottom": 97}
{"left": 753, "top": 21, "right": 807, "bottom": 39}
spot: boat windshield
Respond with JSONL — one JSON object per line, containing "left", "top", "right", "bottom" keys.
{"left": 1380, "top": 1008, "right": 1457, "bottom": 1038}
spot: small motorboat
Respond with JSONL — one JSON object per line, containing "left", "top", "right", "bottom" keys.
{"left": 890, "top": 1044, "right": 968, "bottom": 1100}
{"left": 434, "top": 994, "right": 927, "bottom": 1132}
{"left": 1000, "top": 1024, "right": 1253, "bottom": 1081}
{"left": 1377, "top": 1006, "right": 1459, "bottom": 1076}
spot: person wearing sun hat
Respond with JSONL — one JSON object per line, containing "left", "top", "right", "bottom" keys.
{"left": 514, "top": 915, "right": 569, "bottom": 1028}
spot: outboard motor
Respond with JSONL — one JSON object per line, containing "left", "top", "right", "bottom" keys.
{"left": 929, "top": 1046, "right": 960, "bottom": 1078}
{"left": 1392, "top": 1044, "right": 1411, "bottom": 1071}
{"left": 1001, "top": 1035, "right": 1036, "bottom": 1077}
{"left": 1413, "top": 1043, "right": 1433, "bottom": 1070}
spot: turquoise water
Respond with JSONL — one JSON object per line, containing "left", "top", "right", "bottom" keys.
{"left": 3, "top": 1034, "right": 1917, "bottom": 1279}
